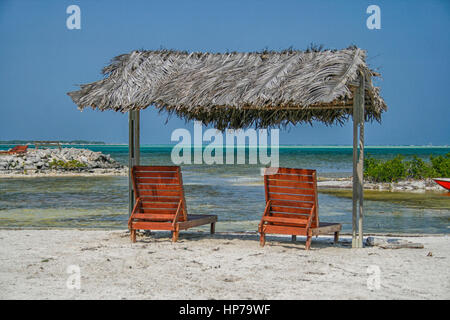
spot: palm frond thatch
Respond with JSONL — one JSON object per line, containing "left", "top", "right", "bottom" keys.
{"left": 67, "top": 47, "right": 387, "bottom": 130}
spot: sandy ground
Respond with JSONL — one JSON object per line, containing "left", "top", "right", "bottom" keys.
{"left": 0, "top": 229, "right": 448, "bottom": 300}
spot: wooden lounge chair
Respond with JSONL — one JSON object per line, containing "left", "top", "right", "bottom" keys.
{"left": 259, "top": 167, "right": 341, "bottom": 250}
{"left": 0, "top": 145, "right": 28, "bottom": 155}
{"left": 128, "top": 166, "right": 218, "bottom": 242}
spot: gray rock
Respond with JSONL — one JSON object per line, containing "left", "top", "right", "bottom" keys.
{"left": 35, "top": 162, "right": 45, "bottom": 169}
{"left": 365, "top": 236, "right": 424, "bottom": 249}
{"left": 0, "top": 148, "right": 124, "bottom": 172}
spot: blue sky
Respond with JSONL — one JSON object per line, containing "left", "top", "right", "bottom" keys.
{"left": 0, "top": 0, "right": 449, "bottom": 145}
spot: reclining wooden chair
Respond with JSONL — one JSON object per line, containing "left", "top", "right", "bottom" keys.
{"left": 0, "top": 145, "right": 28, "bottom": 155}
{"left": 128, "top": 166, "right": 217, "bottom": 242}
{"left": 259, "top": 167, "right": 341, "bottom": 250}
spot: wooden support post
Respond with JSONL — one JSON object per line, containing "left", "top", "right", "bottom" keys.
{"left": 128, "top": 110, "right": 140, "bottom": 217}
{"left": 352, "top": 73, "right": 365, "bottom": 248}
{"left": 358, "top": 88, "right": 365, "bottom": 248}
{"left": 334, "top": 231, "right": 340, "bottom": 244}
{"left": 352, "top": 98, "right": 358, "bottom": 248}
{"left": 260, "top": 233, "right": 266, "bottom": 247}
{"left": 305, "top": 235, "right": 312, "bottom": 250}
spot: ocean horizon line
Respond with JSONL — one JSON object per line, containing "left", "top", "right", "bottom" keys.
{"left": 0, "top": 143, "right": 449, "bottom": 149}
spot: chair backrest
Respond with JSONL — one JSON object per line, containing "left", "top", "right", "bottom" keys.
{"left": 131, "top": 166, "right": 187, "bottom": 222}
{"left": 264, "top": 167, "right": 319, "bottom": 228}
{"left": 9, "top": 145, "right": 28, "bottom": 154}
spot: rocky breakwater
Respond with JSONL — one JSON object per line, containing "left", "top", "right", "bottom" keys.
{"left": 0, "top": 148, "right": 127, "bottom": 177}
{"left": 317, "top": 177, "right": 444, "bottom": 192}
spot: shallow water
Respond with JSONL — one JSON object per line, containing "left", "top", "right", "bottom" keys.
{"left": 0, "top": 145, "right": 449, "bottom": 233}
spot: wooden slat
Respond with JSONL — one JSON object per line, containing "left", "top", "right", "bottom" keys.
{"left": 140, "top": 202, "right": 179, "bottom": 209}
{"left": 270, "top": 199, "right": 314, "bottom": 209}
{"left": 267, "top": 180, "right": 314, "bottom": 189}
{"left": 268, "top": 167, "right": 315, "bottom": 175}
{"left": 267, "top": 174, "right": 313, "bottom": 182}
{"left": 132, "top": 221, "right": 174, "bottom": 230}
{"left": 136, "top": 177, "right": 179, "bottom": 184}
{"left": 137, "top": 184, "right": 181, "bottom": 190}
{"left": 133, "top": 166, "right": 178, "bottom": 172}
{"left": 133, "top": 213, "right": 175, "bottom": 221}
{"left": 141, "top": 197, "right": 180, "bottom": 203}
{"left": 269, "top": 207, "right": 312, "bottom": 215}
{"left": 138, "top": 190, "right": 181, "bottom": 197}
{"left": 140, "top": 194, "right": 180, "bottom": 199}
{"left": 270, "top": 207, "right": 311, "bottom": 219}
{"left": 263, "top": 224, "right": 308, "bottom": 236}
{"left": 268, "top": 193, "right": 314, "bottom": 202}
{"left": 139, "top": 208, "right": 178, "bottom": 214}
{"left": 263, "top": 216, "right": 308, "bottom": 225}
{"left": 178, "top": 215, "right": 218, "bottom": 230}
{"left": 270, "top": 213, "right": 311, "bottom": 223}
{"left": 135, "top": 171, "right": 179, "bottom": 178}
{"left": 268, "top": 186, "right": 315, "bottom": 195}
{"left": 310, "top": 222, "right": 342, "bottom": 236}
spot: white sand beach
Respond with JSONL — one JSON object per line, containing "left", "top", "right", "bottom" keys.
{"left": 0, "top": 229, "right": 448, "bottom": 300}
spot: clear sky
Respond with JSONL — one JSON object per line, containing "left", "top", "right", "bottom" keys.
{"left": 0, "top": 0, "right": 449, "bottom": 145}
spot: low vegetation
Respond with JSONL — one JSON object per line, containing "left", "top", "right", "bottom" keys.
{"left": 364, "top": 153, "right": 450, "bottom": 182}
{"left": 49, "top": 159, "right": 86, "bottom": 170}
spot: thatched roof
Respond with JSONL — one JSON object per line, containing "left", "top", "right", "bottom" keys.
{"left": 67, "top": 47, "right": 387, "bottom": 129}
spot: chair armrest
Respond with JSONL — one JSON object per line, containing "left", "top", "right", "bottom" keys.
{"left": 127, "top": 197, "right": 142, "bottom": 229}
{"left": 172, "top": 200, "right": 183, "bottom": 227}
{"left": 306, "top": 204, "right": 315, "bottom": 230}
{"left": 259, "top": 200, "right": 271, "bottom": 231}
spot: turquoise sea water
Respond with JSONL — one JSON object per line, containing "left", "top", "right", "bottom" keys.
{"left": 0, "top": 145, "right": 449, "bottom": 234}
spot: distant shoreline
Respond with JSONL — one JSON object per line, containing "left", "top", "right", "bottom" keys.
{"left": 1, "top": 144, "right": 449, "bottom": 148}
{"left": 0, "top": 139, "right": 106, "bottom": 145}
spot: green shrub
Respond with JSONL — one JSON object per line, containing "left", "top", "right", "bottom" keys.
{"left": 407, "top": 155, "right": 437, "bottom": 179}
{"left": 364, "top": 153, "right": 449, "bottom": 182}
{"left": 49, "top": 159, "right": 86, "bottom": 169}
{"left": 430, "top": 153, "right": 450, "bottom": 177}
{"left": 365, "top": 155, "right": 407, "bottom": 182}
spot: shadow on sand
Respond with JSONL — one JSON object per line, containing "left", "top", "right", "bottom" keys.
{"left": 125, "top": 230, "right": 351, "bottom": 251}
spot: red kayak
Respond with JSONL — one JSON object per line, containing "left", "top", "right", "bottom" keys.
{"left": 434, "top": 178, "right": 450, "bottom": 191}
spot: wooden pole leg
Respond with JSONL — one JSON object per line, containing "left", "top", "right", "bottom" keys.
{"left": 305, "top": 235, "right": 312, "bottom": 250}
{"left": 291, "top": 235, "right": 297, "bottom": 242}
{"left": 260, "top": 233, "right": 266, "bottom": 247}
{"left": 210, "top": 222, "right": 215, "bottom": 235}
{"left": 172, "top": 230, "right": 179, "bottom": 242}
{"left": 334, "top": 231, "right": 340, "bottom": 244}
{"left": 130, "top": 229, "right": 136, "bottom": 243}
